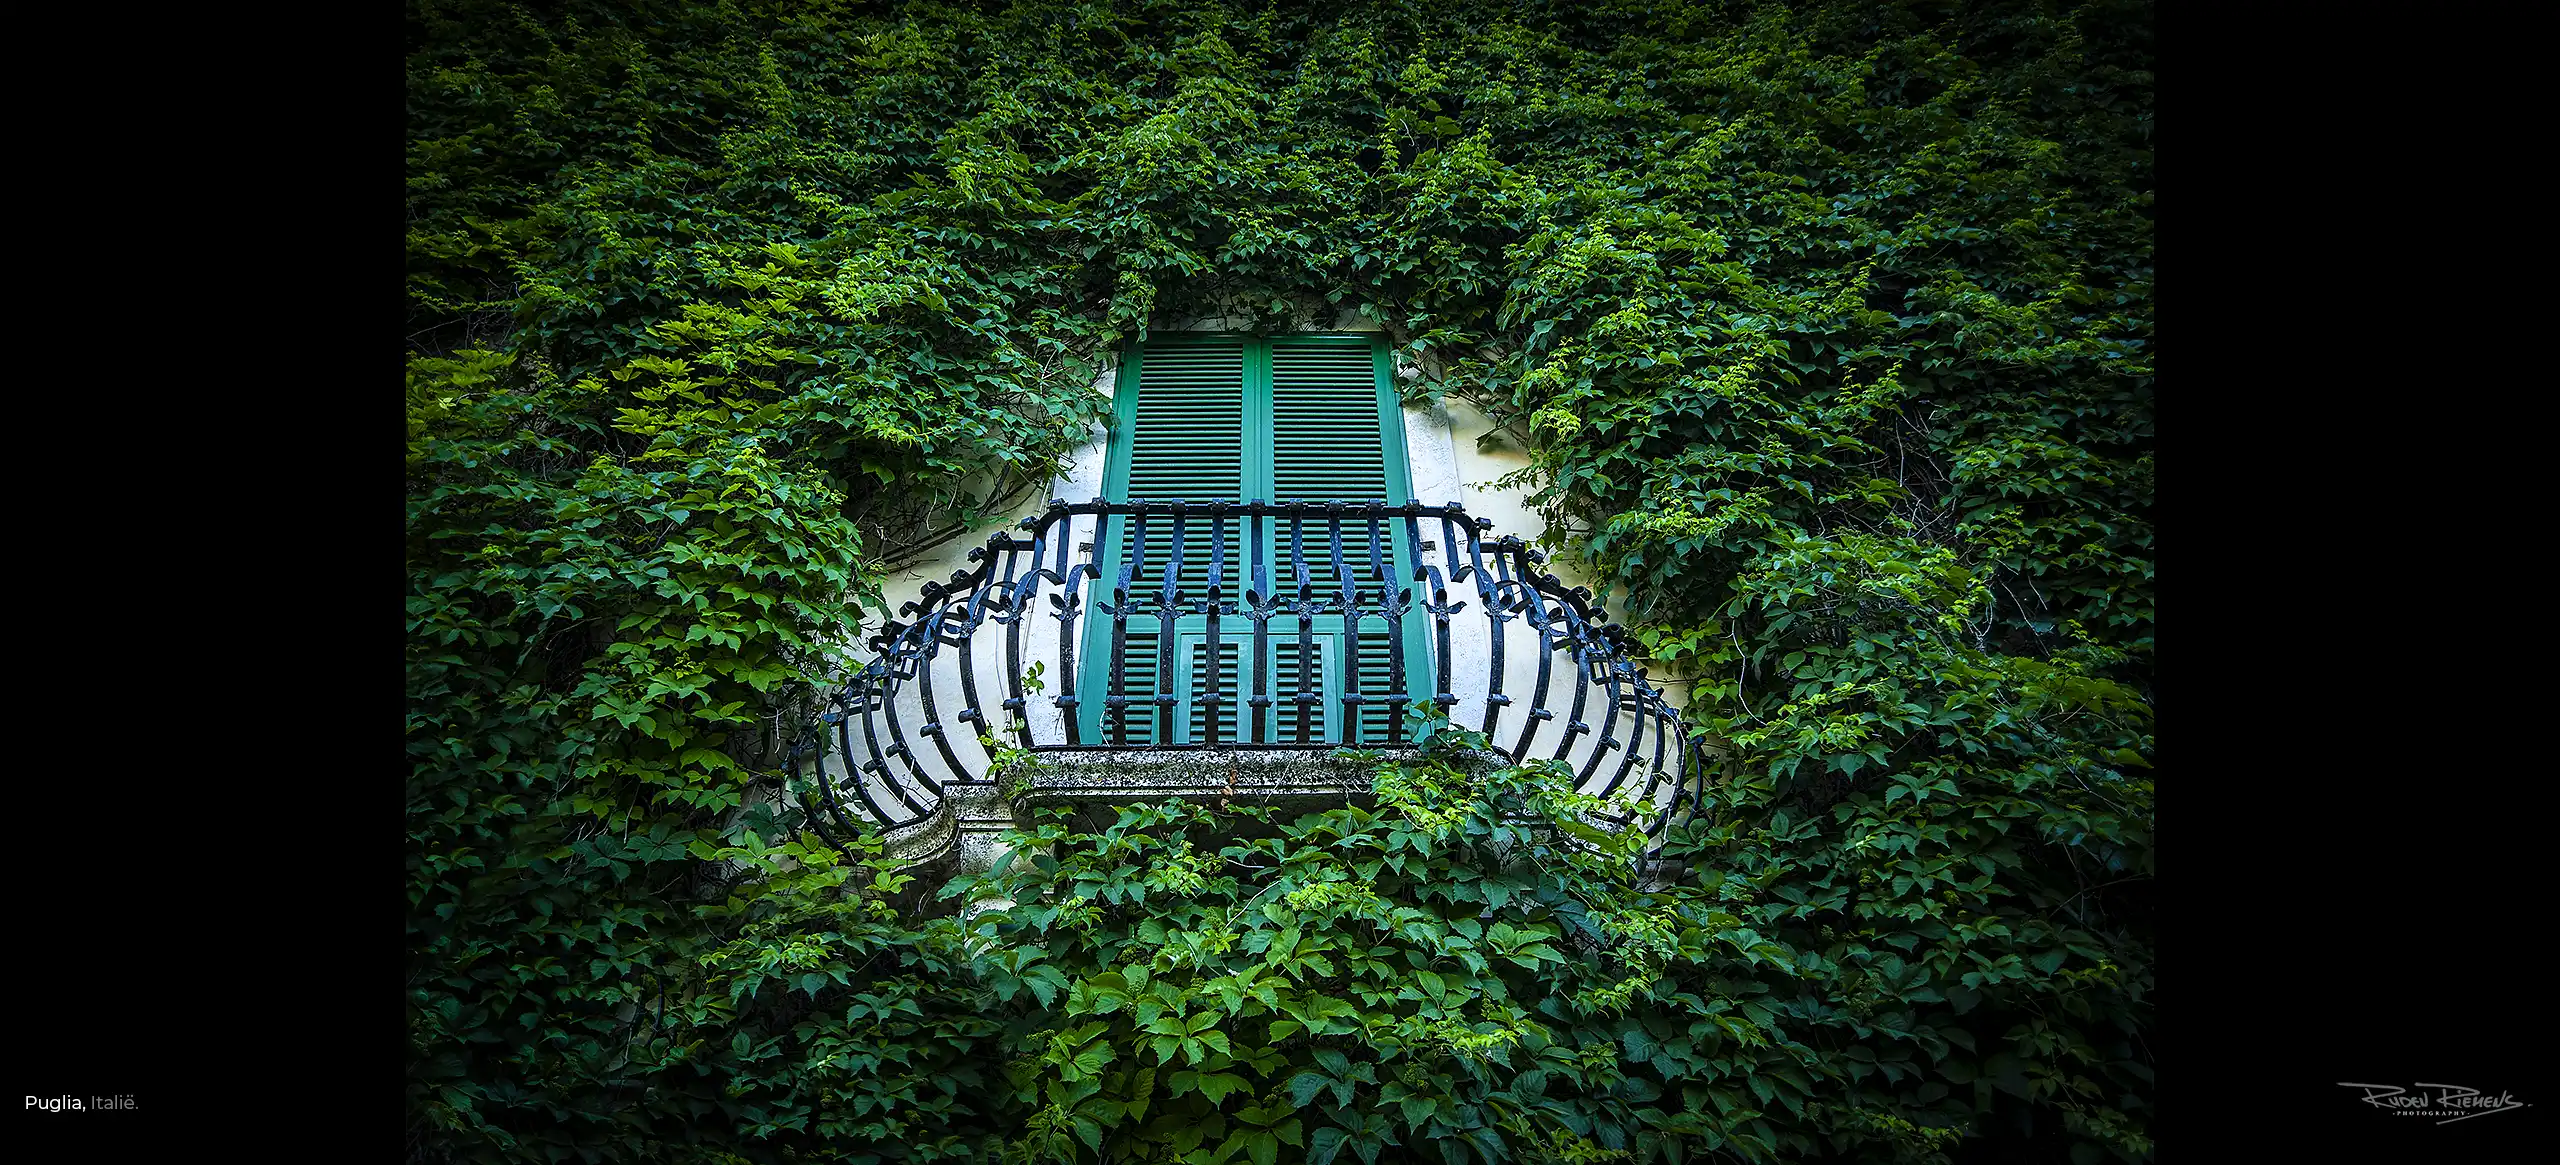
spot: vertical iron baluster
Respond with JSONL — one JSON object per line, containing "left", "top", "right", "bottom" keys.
{"left": 1249, "top": 504, "right": 1272, "bottom": 745}
{"left": 1055, "top": 502, "right": 1103, "bottom": 747}
{"left": 1393, "top": 507, "right": 1428, "bottom": 746}
{"left": 1679, "top": 723, "right": 1711, "bottom": 826}
{"left": 1001, "top": 529, "right": 1031, "bottom": 749}
{"left": 1157, "top": 502, "right": 1186, "bottom": 745}
{"left": 1201, "top": 501, "right": 1229, "bottom": 747}
{"left": 1419, "top": 561, "right": 1459, "bottom": 735}
{"left": 1006, "top": 511, "right": 1057, "bottom": 750}
{"left": 1461, "top": 517, "right": 1509, "bottom": 744}
{"left": 1594, "top": 661, "right": 1646, "bottom": 801}
{"left": 952, "top": 546, "right": 1002, "bottom": 773}
{"left": 1327, "top": 502, "right": 1358, "bottom": 744}
{"left": 1432, "top": 504, "right": 1466, "bottom": 724}
{"left": 1363, "top": 501, "right": 1391, "bottom": 744}
{"left": 912, "top": 598, "right": 968, "bottom": 782}
{"left": 831, "top": 681, "right": 898, "bottom": 825}
{"left": 1597, "top": 665, "right": 1638, "bottom": 803}
{"left": 1288, "top": 503, "right": 1317, "bottom": 743}
{"left": 860, "top": 652, "right": 937, "bottom": 817}
{"left": 1577, "top": 648, "right": 1627, "bottom": 791}
{"left": 1638, "top": 690, "right": 1678, "bottom": 839}
{"left": 1109, "top": 506, "right": 1147, "bottom": 747}
{"left": 1551, "top": 610, "right": 1595, "bottom": 766}
{"left": 1510, "top": 543, "right": 1559, "bottom": 764}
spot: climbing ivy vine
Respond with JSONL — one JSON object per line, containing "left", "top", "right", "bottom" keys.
{"left": 407, "top": 1, "right": 2151, "bottom": 1161}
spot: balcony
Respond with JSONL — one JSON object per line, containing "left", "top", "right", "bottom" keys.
{"left": 788, "top": 500, "right": 1708, "bottom": 873}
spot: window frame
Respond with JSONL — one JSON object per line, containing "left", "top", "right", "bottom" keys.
{"left": 1076, "top": 331, "right": 1433, "bottom": 746}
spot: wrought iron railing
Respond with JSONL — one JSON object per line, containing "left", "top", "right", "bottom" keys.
{"left": 789, "top": 500, "right": 1708, "bottom": 858}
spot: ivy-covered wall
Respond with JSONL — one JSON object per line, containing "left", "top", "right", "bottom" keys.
{"left": 406, "top": 1, "right": 2152, "bottom": 1161}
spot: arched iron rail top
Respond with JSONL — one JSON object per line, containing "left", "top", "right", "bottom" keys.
{"left": 788, "top": 500, "right": 1710, "bottom": 860}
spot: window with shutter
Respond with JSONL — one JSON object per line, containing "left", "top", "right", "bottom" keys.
{"left": 1079, "top": 333, "right": 1429, "bottom": 746}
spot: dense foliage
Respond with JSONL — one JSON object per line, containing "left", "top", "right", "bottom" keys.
{"left": 406, "top": 1, "right": 2151, "bottom": 1162}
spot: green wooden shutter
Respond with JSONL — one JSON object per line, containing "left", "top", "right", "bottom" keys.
{"left": 1090, "top": 334, "right": 1247, "bottom": 744}
{"left": 1266, "top": 335, "right": 1420, "bottom": 745}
